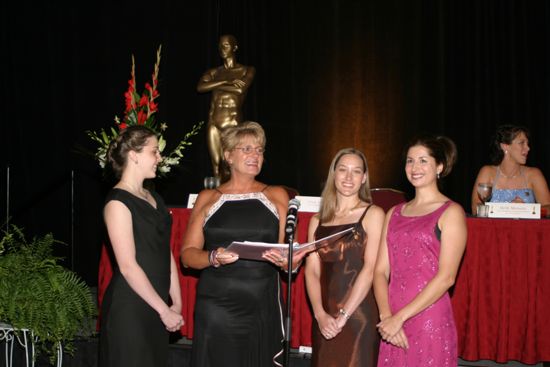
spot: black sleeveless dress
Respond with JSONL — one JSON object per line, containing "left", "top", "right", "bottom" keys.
{"left": 99, "top": 188, "right": 172, "bottom": 367}
{"left": 311, "top": 206, "right": 380, "bottom": 367}
{"left": 190, "top": 192, "right": 284, "bottom": 367}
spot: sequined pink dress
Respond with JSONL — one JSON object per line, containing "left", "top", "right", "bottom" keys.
{"left": 378, "top": 201, "right": 457, "bottom": 367}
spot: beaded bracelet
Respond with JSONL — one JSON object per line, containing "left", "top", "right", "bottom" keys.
{"left": 338, "top": 308, "right": 351, "bottom": 320}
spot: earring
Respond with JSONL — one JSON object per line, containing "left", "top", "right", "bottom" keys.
{"left": 505, "top": 150, "right": 508, "bottom": 154}
{"left": 437, "top": 172, "right": 441, "bottom": 179}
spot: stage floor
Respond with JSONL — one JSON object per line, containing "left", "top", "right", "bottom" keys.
{"left": 3, "top": 336, "right": 547, "bottom": 367}
{"left": 3, "top": 287, "right": 546, "bottom": 367}
{"left": 2, "top": 336, "right": 312, "bottom": 367}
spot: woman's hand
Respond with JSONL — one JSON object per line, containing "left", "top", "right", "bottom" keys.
{"left": 160, "top": 307, "right": 184, "bottom": 332}
{"left": 377, "top": 314, "right": 404, "bottom": 342}
{"left": 316, "top": 311, "right": 342, "bottom": 340}
{"left": 387, "top": 328, "right": 409, "bottom": 349}
{"left": 511, "top": 196, "right": 525, "bottom": 203}
{"left": 214, "top": 247, "right": 239, "bottom": 265}
{"left": 262, "top": 248, "right": 304, "bottom": 272}
{"left": 170, "top": 303, "right": 182, "bottom": 316}
{"left": 335, "top": 313, "right": 348, "bottom": 329}
{"left": 262, "top": 249, "right": 288, "bottom": 268}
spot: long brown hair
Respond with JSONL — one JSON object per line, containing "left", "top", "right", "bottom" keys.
{"left": 318, "top": 148, "right": 372, "bottom": 223}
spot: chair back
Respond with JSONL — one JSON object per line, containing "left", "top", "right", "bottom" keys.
{"left": 281, "top": 186, "right": 299, "bottom": 199}
{"left": 370, "top": 188, "right": 407, "bottom": 212}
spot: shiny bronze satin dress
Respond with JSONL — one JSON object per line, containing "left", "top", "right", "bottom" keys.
{"left": 311, "top": 206, "right": 380, "bottom": 367}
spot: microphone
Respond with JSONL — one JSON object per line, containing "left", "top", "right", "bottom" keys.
{"left": 285, "top": 198, "right": 301, "bottom": 234}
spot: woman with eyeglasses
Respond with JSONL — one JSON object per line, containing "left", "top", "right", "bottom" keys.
{"left": 181, "top": 121, "right": 303, "bottom": 367}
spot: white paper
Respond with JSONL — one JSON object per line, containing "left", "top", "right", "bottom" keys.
{"left": 226, "top": 227, "right": 354, "bottom": 261}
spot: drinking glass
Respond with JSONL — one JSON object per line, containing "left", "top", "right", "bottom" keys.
{"left": 477, "top": 183, "right": 493, "bottom": 204}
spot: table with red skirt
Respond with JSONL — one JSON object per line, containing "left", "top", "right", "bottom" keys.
{"left": 97, "top": 209, "right": 550, "bottom": 364}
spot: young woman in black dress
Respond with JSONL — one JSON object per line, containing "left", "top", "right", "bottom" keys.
{"left": 100, "top": 126, "right": 184, "bottom": 367}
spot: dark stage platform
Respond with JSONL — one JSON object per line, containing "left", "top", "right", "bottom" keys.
{"left": 2, "top": 336, "right": 312, "bottom": 367}
{"left": 3, "top": 336, "right": 549, "bottom": 367}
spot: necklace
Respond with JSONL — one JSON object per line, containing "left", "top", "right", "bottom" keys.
{"left": 499, "top": 165, "right": 521, "bottom": 179}
{"left": 119, "top": 181, "right": 149, "bottom": 200}
{"left": 336, "top": 200, "right": 363, "bottom": 216}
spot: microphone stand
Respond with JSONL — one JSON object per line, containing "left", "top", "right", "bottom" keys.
{"left": 283, "top": 224, "right": 295, "bottom": 367}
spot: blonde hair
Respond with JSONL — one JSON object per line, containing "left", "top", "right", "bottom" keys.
{"left": 219, "top": 121, "right": 266, "bottom": 180}
{"left": 319, "top": 148, "right": 372, "bottom": 223}
{"left": 221, "top": 121, "right": 266, "bottom": 152}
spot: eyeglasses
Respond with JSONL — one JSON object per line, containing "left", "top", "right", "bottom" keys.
{"left": 233, "top": 146, "right": 265, "bottom": 155}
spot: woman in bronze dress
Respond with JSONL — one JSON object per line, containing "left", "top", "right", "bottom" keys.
{"left": 305, "top": 148, "right": 384, "bottom": 367}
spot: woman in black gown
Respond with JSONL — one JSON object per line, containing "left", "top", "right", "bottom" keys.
{"left": 305, "top": 148, "right": 384, "bottom": 367}
{"left": 100, "top": 126, "right": 184, "bottom": 367}
{"left": 181, "top": 121, "right": 303, "bottom": 367}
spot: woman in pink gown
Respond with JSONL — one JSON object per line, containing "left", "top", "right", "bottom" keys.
{"left": 373, "top": 135, "right": 467, "bottom": 367}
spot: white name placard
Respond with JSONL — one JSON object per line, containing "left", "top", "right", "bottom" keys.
{"left": 187, "top": 193, "right": 198, "bottom": 208}
{"left": 487, "top": 202, "right": 541, "bottom": 219}
{"left": 295, "top": 196, "right": 321, "bottom": 213}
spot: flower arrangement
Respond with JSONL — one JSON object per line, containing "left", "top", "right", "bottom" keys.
{"left": 87, "top": 46, "right": 203, "bottom": 175}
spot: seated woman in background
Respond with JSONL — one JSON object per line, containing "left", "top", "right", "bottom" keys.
{"left": 471, "top": 124, "right": 550, "bottom": 215}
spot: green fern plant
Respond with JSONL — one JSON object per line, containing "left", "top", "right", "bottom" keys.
{"left": 0, "top": 225, "right": 97, "bottom": 363}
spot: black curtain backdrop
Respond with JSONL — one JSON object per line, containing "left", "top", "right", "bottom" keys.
{"left": 1, "top": 0, "right": 549, "bottom": 284}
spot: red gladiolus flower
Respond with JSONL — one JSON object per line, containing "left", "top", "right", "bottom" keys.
{"left": 139, "top": 95, "right": 148, "bottom": 107}
{"left": 125, "top": 91, "right": 135, "bottom": 112}
{"left": 118, "top": 122, "right": 128, "bottom": 130}
{"left": 152, "top": 89, "right": 159, "bottom": 98}
{"left": 149, "top": 101, "right": 158, "bottom": 113}
{"left": 137, "top": 111, "right": 146, "bottom": 125}
{"left": 145, "top": 82, "right": 153, "bottom": 92}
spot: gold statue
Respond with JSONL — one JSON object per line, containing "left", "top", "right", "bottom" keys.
{"left": 198, "top": 35, "right": 255, "bottom": 179}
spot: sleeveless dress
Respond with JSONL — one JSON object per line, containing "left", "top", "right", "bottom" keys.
{"left": 311, "top": 206, "right": 380, "bottom": 367}
{"left": 490, "top": 166, "right": 535, "bottom": 203}
{"left": 190, "top": 192, "right": 284, "bottom": 367}
{"left": 99, "top": 188, "right": 172, "bottom": 367}
{"left": 378, "top": 201, "right": 457, "bottom": 367}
